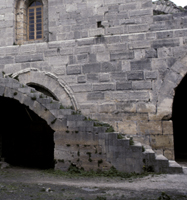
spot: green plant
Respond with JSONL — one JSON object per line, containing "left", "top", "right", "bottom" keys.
{"left": 31, "top": 89, "right": 35, "bottom": 93}
{"left": 158, "top": 192, "right": 171, "bottom": 200}
{"left": 72, "top": 110, "right": 81, "bottom": 115}
{"left": 31, "top": 96, "right": 36, "bottom": 100}
{"left": 51, "top": 118, "right": 57, "bottom": 124}
{"left": 142, "top": 146, "right": 145, "bottom": 152}
{"left": 66, "top": 144, "right": 71, "bottom": 147}
{"left": 13, "top": 92, "right": 17, "bottom": 96}
{"left": 39, "top": 94, "right": 43, "bottom": 98}
{"left": 95, "top": 196, "right": 106, "bottom": 200}
{"left": 66, "top": 130, "right": 69, "bottom": 133}
{"left": 60, "top": 104, "right": 65, "bottom": 109}
{"left": 43, "top": 165, "right": 154, "bottom": 179}
{"left": 117, "top": 134, "right": 123, "bottom": 139}
{"left": 106, "top": 126, "right": 114, "bottom": 132}
{"left": 129, "top": 137, "right": 134, "bottom": 145}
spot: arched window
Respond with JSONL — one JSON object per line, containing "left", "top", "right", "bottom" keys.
{"left": 15, "top": 0, "right": 48, "bottom": 45}
{"left": 28, "top": 1, "right": 43, "bottom": 40}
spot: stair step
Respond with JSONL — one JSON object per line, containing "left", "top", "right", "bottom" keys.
{"left": 169, "top": 160, "right": 181, "bottom": 168}
{"left": 183, "top": 167, "right": 187, "bottom": 175}
{"left": 156, "top": 154, "right": 168, "bottom": 161}
{"left": 144, "top": 149, "right": 155, "bottom": 154}
{"left": 167, "top": 160, "right": 183, "bottom": 174}
{"left": 133, "top": 142, "right": 142, "bottom": 147}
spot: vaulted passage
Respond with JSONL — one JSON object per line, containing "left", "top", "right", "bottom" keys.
{"left": 173, "top": 74, "right": 187, "bottom": 161}
{"left": 0, "top": 97, "right": 54, "bottom": 169}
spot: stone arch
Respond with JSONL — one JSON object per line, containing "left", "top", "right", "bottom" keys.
{"left": 157, "top": 53, "right": 187, "bottom": 120}
{"left": 14, "top": 0, "right": 48, "bottom": 44}
{"left": 0, "top": 80, "right": 64, "bottom": 131}
{"left": 0, "top": 77, "right": 68, "bottom": 168}
{"left": 10, "top": 68, "right": 79, "bottom": 110}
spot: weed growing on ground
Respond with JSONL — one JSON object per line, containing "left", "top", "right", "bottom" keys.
{"left": 43, "top": 165, "right": 154, "bottom": 179}
{"left": 158, "top": 192, "right": 171, "bottom": 200}
{"left": 95, "top": 196, "right": 106, "bottom": 200}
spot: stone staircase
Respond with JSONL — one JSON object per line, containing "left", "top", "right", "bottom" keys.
{"left": 0, "top": 75, "right": 183, "bottom": 174}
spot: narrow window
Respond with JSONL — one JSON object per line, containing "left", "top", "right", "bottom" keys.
{"left": 28, "top": 1, "right": 43, "bottom": 41}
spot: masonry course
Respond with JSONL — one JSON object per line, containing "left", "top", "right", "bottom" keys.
{"left": 0, "top": 0, "right": 187, "bottom": 171}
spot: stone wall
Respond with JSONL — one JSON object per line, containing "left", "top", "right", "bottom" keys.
{"left": 0, "top": 0, "right": 187, "bottom": 160}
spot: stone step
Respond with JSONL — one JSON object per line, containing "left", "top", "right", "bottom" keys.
{"left": 37, "top": 98, "right": 53, "bottom": 104}
{"left": 50, "top": 109, "right": 73, "bottom": 118}
{"left": 67, "top": 115, "right": 85, "bottom": 121}
{"left": 167, "top": 160, "right": 183, "bottom": 174}
{"left": 183, "top": 167, "right": 187, "bottom": 175}
{"left": 45, "top": 102, "right": 61, "bottom": 110}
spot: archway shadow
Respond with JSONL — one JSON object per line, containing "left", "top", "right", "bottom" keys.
{"left": 173, "top": 74, "right": 187, "bottom": 162}
{"left": 0, "top": 96, "right": 54, "bottom": 169}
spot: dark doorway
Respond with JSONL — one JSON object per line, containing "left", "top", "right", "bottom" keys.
{"left": 0, "top": 96, "right": 54, "bottom": 169}
{"left": 172, "top": 74, "right": 187, "bottom": 161}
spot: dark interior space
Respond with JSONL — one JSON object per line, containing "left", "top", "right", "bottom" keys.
{"left": 0, "top": 96, "right": 54, "bottom": 169}
{"left": 27, "top": 83, "right": 58, "bottom": 101}
{"left": 172, "top": 74, "right": 187, "bottom": 161}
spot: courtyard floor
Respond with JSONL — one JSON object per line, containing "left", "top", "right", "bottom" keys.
{"left": 0, "top": 166, "right": 187, "bottom": 200}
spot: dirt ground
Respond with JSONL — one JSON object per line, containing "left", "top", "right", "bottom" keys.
{"left": 0, "top": 166, "right": 187, "bottom": 200}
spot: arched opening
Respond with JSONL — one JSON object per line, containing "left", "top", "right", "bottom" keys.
{"left": 0, "top": 96, "right": 54, "bottom": 169}
{"left": 27, "top": 83, "right": 59, "bottom": 101}
{"left": 172, "top": 74, "right": 187, "bottom": 162}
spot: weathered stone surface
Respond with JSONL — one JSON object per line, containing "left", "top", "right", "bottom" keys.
{"left": 138, "top": 121, "right": 162, "bottom": 135}
{"left": 150, "top": 135, "right": 174, "bottom": 149}
{"left": 0, "top": 0, "right": 187, "bottom": 172}
{"left": 162, "top": 121, "right": 173, "bottom": 135}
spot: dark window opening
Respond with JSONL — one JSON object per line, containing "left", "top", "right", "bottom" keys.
{"left": 172, "top": 74, "right": 187, "bottom": 162}
{"left": 97, "top": 21, "right": 103, "bottom": 28}
{"left": 0, "top": 97, "right": 54, "bottom": 169}
{"left": 27, "top": 83, "right": 59, "bottom": 101}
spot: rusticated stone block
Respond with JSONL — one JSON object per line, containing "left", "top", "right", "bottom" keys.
{"left": 150, "top": 135, "right": 174, "bottom": 149}
{"left": 138, "top": 121, "right": 162, "bottom": 135}
{"left": 116, "top": 121, "right": 137, "bottom": 135}
{"left": 162, "top": 121, "right": 173, "bottom": 135}
{"left": 87, "top": 92, "right": 104, "bottom": 100}
{"left": 131, "top": 59, "right": 151, "bottom": 71}
{"left": 127, "top": 71, "right": 144, "bottom": 80}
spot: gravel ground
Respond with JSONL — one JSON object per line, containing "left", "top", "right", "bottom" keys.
{"left": 0, "top": 167, "right": 187, "bottom": 200}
